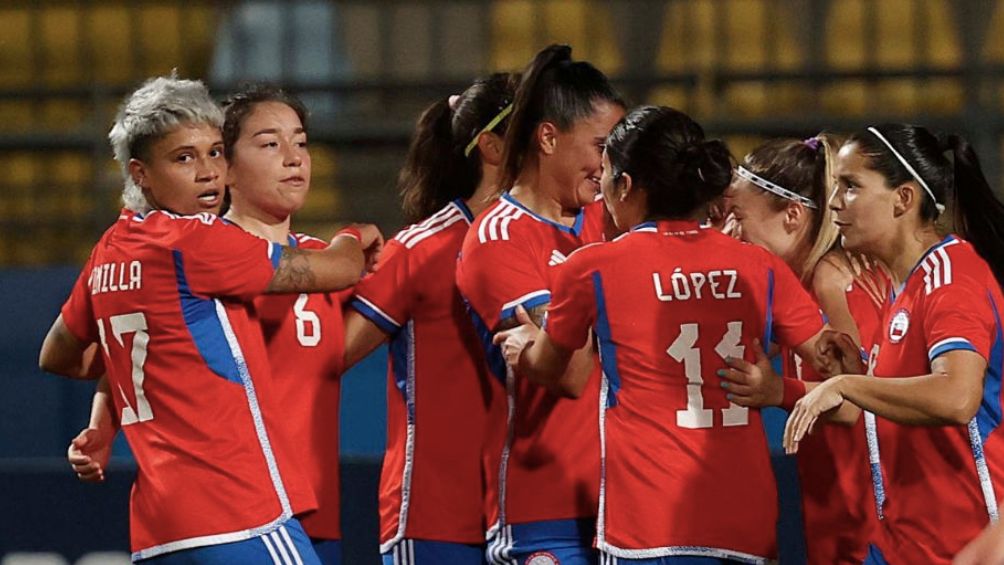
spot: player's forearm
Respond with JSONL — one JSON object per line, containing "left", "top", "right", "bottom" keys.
{"left": 792, "top": 380, "right": 861, "bottom": 424}
{"left": 824, "top": 395, "right": 863, "bottom": 426}
{"left": 518, "top": 334, "right": 573, "bottom": 394}
{"left": 89, "top": 376, "right": 120, "bottom": 432}
{"left": 553, "top": 343, "right": 594, "bottom": 398}
{"left": 836, "top": 373, "right": 979, "bottom": 426}
{"left": 39, "top": 316, "right": 104, "bottom": 379}
{"left": 342, "top": 309, "right": 389, "bottom": 370}
{"left": 267, "top": 238, "right": 364, "bottom": 294}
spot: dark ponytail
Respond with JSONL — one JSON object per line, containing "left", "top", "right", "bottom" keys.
{"left": 398, "top": 99, "right": 455, "bottom": 223}
{"left": 849, "top": 124, "right": 1004, "bottom": 288}
{"left": 398, "top": 73, "right": 518, "bottom": 223}
{"left": 498, "top": 44, "right": 624, "bottom": 192}
{"left": 605, "top": 105, "right": 733, "bottom": 220}
{"left": 944, "top": 134, "right": 1004, "bottom": 288}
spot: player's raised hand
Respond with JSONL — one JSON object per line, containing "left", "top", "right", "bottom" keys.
{"left": 67, "top": 426, "right": 113, "bottom": 483}
{"left": 492, "top": 305, "right": 540, "bottom": 367}
{"left": 783, "top": 376, "right": 847, "bottom": 454}
{"left": 355, "top": 223, "right": 385, "bottom": 273}
{"left": 334, "top": 223, "right": 384, "bottom": 274}
{"left": 717, "top": 338, "right": 780, "bottom": 407}
{"left": 814, "top": 329, "right": 864, "bottom": 376}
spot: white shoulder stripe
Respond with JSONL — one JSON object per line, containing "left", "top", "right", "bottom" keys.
{"left": 396, "top": 206, "right": 459, "bottom": 244}
{"left": 937, "top": 247, "right": 953, "bottom": 286}
{"left": 491, "top": 205, "right": 523, "bottom": 242}
{"left": 923, "top": 250, "right": 941, "bottom": 293}
{"left": 478, "top": 202, "right": 516, "bottom": 243}
{"left": 395, "top": 205, "right": 456, "bottom": 242}
{"left": 487, "top": 206, "right": 510, "bottom": 242}
{"left": 921, "top": 242, "right": 958, "bottom": 295}
{"left": 397, "top": 206, "right": 463, "bottom": 246}
{"left": 403, "top": 213, "right": 466, "bottom": 248}
{"left": 498, "top": 209, "right": 523, "bottom": 241}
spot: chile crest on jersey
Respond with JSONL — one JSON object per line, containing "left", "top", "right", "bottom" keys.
{"left": 889, "top": 308, "right": 910, "bottom": 343}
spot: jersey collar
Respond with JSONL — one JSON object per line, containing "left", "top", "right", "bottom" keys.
{"left": 501, "top": 192, "right": 585, "bottom": 236}
{"left": 644, "top": 219, "right": 705, "bottom": 233}
{"left": 630, "top": 221, "right": 659, "bottom": 232}
{"left": 452, "top": 198, "right": 475, "bottom": 223}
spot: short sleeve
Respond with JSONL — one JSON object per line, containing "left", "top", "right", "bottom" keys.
{"left": 923, "top": 272, "right": 995, "bottom": 362}
{"left": 543, "top": 255, "right": 597, "bottom": 352}
{"left": 173, "top": 218, "right": 282, "bottom": 301}
{"left": 60, "top": 254, "right": 98, "bottom": 343}
{"left": 350, "top": 239, "right": 411, "bottom": 334}
{"left": 770, "top": 255, "right": 825, "bottom": 349}
{"left": 456, "top": 238, "right": 550, "bottom": 331}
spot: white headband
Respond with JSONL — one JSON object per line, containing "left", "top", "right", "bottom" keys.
{"left": 735, "top": 166, "right": 818, "bottom": 209}
{"left": 867, "top": 126, "right": 945, "bottom": 215}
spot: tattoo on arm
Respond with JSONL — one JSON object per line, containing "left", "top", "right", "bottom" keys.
{"left": 268, "top": 246, "right": 316, "bottom": 292}
{"left": 495, "top": 304, "right": 548, "bottom": 331}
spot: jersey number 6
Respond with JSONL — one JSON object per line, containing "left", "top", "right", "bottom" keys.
{"left": 667, "top": 321, "right": 748, "bottom": 429}
{"left": 293, "top": 294, "right": 321, "bottom": 347}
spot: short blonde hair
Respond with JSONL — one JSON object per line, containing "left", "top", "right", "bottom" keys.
{"left": 108, "top": 75, "right": 223, "bottom": 212}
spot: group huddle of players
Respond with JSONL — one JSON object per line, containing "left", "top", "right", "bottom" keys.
{"left": 38, "top": 43, "right": 1004, "bottom": 565}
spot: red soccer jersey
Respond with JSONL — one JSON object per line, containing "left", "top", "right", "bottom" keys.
{"left": 350, "top": 200, "right": 492, "bottom": 549}
{"left": 254, "top": 232, "right": 344, "bottom": 541}
{"left": 868, "top": 235, "right": 1004, "bottom": 564}
{"left": 789, "top": 269, "right": 886, "bottom": 564}
{"left": 456, "top": 193, "right": 606, "bottom": 532}
{"left": 59, "top": 210, "right": 315, "bottom": 559}
{"left": 544, "top": 220, "right": 824, "bottom": 561}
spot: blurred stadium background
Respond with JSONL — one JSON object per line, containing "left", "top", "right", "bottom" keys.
{"left": 3, "top": 1, "right": 1004, "bottom": 563}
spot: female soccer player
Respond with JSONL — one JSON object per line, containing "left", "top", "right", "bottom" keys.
{"left": 340, "top": 72, "right": 518, "bottom": 565}
{"left": 455, "top": 44, "right": 624, "bottom": 565}
{"left": 726, "top": 134, "right": 885, "bottom": 563}
{"left": 40, "top": 75, "right": 381, "bottom": 564}
{"left": 221, "top": 84, "right": 350, "bottom": 565}
{"left": 493, "top": 105, "right": 831, "bottom": 564}
{"left": 783, "top": 124, "right": 1004, "bottom": 564}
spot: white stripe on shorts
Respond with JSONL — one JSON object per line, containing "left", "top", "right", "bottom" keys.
{"left": 279, "top": 525, "right": 304, "bottom": 565}
{"left": 261, "top": 532, "right": 282, "bottom": 564}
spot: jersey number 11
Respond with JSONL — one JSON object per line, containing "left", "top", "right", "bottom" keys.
{"left": 667, "top": 321, "right": 748, "bottom": 429}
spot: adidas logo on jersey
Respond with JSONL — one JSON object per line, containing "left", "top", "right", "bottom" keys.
{"left": 548, "top": 250, "right": 567, "bottom": 266}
